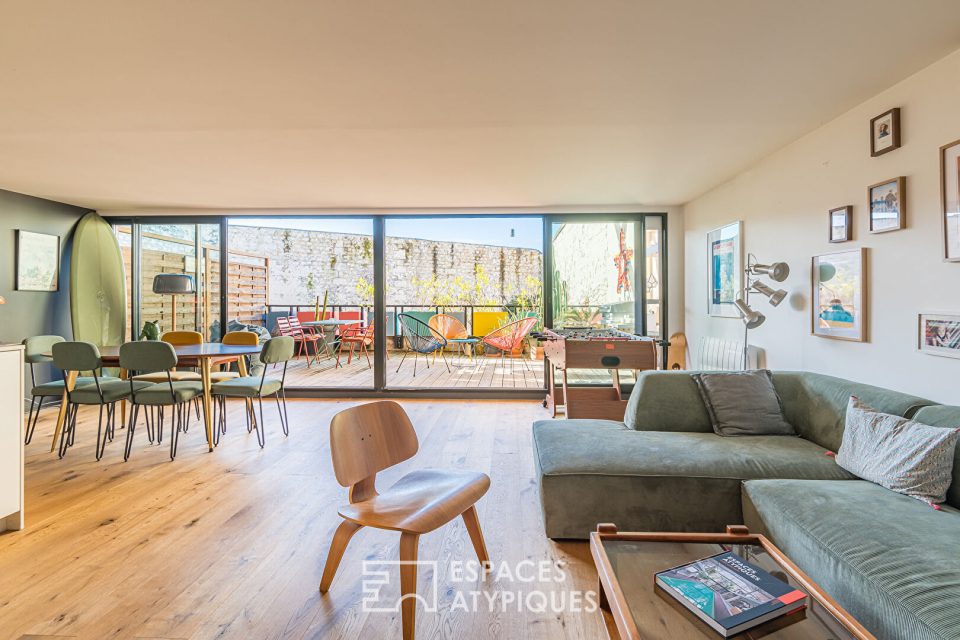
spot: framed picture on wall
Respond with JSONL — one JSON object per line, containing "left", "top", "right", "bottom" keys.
{"left": 940, "top": 138, "right": 960, "bottom": 262}
{"left": 812, "top": 248, "right": 866, "bottom": 342}
{"left": 918, "top": 313, "right": 960, "bottom": 359}
{"left": 870, "top": 107, "right": 901, "bottom": 157}
{"left": 828, "top": 206, "right": 852, "bottom": 243}
{"left": 868, "top": 177, "right": 905, "bottom": 233}
{"left": 16, "top": 230, "right": 60, "bottom": 292}
{"left": 707, "top": 221, "right": 742, "bottom": 318}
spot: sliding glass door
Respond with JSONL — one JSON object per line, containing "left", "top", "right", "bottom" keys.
{"left": 383, "top": 216, "right": 544, "bottom": 390}
{"left": 114, "top": 222, "right": 223, "bottom": 341}
{"left": 227, "top": 217, "right": 375, "bottom": 389}
{"left": 547, "top": 214, "right": 668, "bottom": 382}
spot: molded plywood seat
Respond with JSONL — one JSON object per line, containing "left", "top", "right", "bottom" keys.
{"left": 319, "top": 400, "right": 490, "bottom": 640}
{"left": 338, "top": 468, "right": 490, "bottom": 534}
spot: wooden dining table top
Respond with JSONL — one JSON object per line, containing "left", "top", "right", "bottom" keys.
{"left": 44, "top": 342, "right": 262, "bottom": 364}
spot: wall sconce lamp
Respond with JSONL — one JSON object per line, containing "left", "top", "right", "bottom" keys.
{"left": 736, "top": 254, "right": 790, "bottom": 369}
{"left": 748, "top": 261, "right": 790, "bottom": 282}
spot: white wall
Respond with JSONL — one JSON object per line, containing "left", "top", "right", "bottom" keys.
{"left": 683, "top": 48, "right": 960, "bottom": 403}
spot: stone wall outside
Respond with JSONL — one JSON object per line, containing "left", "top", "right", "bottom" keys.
{"left": 227, "top": 226, "right": 542, "bottom": 308}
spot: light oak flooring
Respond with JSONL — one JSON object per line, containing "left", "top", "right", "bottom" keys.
{"left": 1, "top": 398, "right": 611, "bottom": 640}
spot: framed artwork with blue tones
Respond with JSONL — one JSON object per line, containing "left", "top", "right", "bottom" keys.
{"left": 707, "top": 221, "right": 742, "bottom": 317}
{"left": 940, "top": 139, "right": 960, "bottom": 262}
{"left": 812, "top": 248, "right": 866, "bottom": 342}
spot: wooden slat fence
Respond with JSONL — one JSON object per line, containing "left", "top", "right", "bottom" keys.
{"left": 117, "top": 227, "right": 269, "bottom": 337}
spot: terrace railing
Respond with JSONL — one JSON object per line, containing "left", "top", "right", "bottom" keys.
{"left": 262, "top": 303, "right": 520, "bottom": 339}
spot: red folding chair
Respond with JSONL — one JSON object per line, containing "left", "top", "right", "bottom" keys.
{"left": 336, "top": 323, "right": 374, "bottom": 369}
{"left": 277, "top": 316, "right": 323, "bottom": 367}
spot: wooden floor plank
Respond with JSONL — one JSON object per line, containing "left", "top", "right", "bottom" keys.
{"left": 1, "top": 398, "right": 609, "bottom": 640}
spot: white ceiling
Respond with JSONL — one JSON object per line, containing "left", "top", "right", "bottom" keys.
{"left": 1, "top": 0, "right": 959, "bottom": 211}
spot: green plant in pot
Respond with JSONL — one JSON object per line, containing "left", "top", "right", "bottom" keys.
{"left": 139, "top": 320, "right": 160, "bottom": 341}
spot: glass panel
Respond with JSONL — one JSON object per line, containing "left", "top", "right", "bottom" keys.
{"left": 138, "top": 223, "right": 221, "bottom": 341}
{"left": 113, "top": 224, "right": 134, "bottom": 340}
{"left": 644, "top": 217, "right": 662, "bottom": 339}
{"left": 551, "top": 222, "right": 635, "bottom": 332}
{"left": 227, "top": 217, "right": 374, "bottom": 389}
{"left": 384, "top": 217, "right": 544, "bottom": 389}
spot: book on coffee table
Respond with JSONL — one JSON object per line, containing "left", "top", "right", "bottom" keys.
{"left": 655, "top": 551, "right": 807, "bottom": 637}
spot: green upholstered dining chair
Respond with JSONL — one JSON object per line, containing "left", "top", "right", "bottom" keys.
{"left": 51, "top": 341, "right": 150, "bottom": 460}
{"left": 211, "top": 336, "right": 294, "bottom": 448}
{"left": 132, "top": 330, "right": 204, "bottom": 422}
{"left": 22, "top": 335, "right": 96, "bottom": 445}
{"left": 120, "top": 341, "right": 205, "bottom": 462}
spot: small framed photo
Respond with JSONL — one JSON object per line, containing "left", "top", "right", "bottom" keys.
{"left": 918, "top": 313, "right": 960, "bottom": 359}
{"left": 16, "top": 230, "right": 60, "bottom": 292}
{"left": 812, "top": 248, "right": 866, "bottom": 342}
{"left": 828, "top": 206, "right": 852, "bottom": 243}
{"left": 868, "top": 177, "right": 905, "bottom": 233}
{"left": 940, "top": 138, "right": 960, "bottom": 261}
{"left": 870, "top": 107, "right": 901, "bottom": 157}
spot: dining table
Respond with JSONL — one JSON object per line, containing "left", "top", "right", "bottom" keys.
{"left": 49, "top": 342, "right": 263, "bottom": 454}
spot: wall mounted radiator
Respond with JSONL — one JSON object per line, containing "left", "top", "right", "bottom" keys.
{"left": 696, "top": 336, "right": 762, "bottom": 371}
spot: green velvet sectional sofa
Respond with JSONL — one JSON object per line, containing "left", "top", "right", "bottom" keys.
{"left": 532, "top": 371, "right": 960, "bottom": 640}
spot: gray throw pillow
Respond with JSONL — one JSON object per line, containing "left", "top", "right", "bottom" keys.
{"left": 692, "top": 370, "right": 796, "bottom": 437}
{"left": 836, "top": 396, "right": 960, "bottom": 505}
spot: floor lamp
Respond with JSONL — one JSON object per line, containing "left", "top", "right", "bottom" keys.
{"left": 734, "top": 255, "right": 789, "bottom": 370}
{"left": 152, "top": 273, "right": 195, "bottom": 332}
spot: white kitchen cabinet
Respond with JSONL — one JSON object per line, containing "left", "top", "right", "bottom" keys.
{"left": 0, "top": 344, "right": 24, "bottom": 531}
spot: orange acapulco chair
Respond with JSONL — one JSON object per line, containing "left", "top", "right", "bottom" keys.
{"left": 429, "top": 314, "right": 479, "bottom": 363}
{"left": 481, "top": 316, "right": 538, "bottom": 382}
{"left": 335, "top": 323, "right": 374, "bottom": 369}
{"left": 319, "top": 401, "right": 491, "bottom": 640}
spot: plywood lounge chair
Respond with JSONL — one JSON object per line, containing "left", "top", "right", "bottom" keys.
{"left": 319, "top": 401, "right": 490, "bottom": 640}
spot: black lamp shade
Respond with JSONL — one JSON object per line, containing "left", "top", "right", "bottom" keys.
{"left": 152, "top": 273, "right": 195, "bottom": 294}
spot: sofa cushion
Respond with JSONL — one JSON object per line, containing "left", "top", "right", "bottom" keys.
{"left": 912, "top": 405, "right": 960, "bottom": 509}
{"left": 771, "top": 372, "right": 936, "bottom": 451}
{"left": 837, "top": 397, "right": 959, "bottom": 505}
{"left": 742, "top": 479, "right": 960, "bottom": 640}
{"left": 693, "top": 370, "right": 796, "bottom": 436}
{"left": 624, "top": 371, "right": 712, "bottom": 432}
{"left": 532, "top": 419, "right": 853, "bottom": 538}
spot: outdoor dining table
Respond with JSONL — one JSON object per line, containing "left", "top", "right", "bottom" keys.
{"left": 302, "top": 319, "right": 357, "bottom": 359}
{"left": 49, "top": 342, "right": 263, "bottom": 454}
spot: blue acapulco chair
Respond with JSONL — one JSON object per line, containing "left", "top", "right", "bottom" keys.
{"left": 396, "top": 313, "right": 450, "bottom": 378}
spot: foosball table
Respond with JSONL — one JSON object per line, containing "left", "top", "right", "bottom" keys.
{"left": 537, "top": 327, "right": 658, "bottom": 420}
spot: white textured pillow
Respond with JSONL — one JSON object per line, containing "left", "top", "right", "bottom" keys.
{"left": 836, "top": 396, "right": 960, "bottom": 505}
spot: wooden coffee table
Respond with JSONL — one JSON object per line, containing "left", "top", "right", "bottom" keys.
{"left": 590, "top": 524, "right": 876, "bottom": 640}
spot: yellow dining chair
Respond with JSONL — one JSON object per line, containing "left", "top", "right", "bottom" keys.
{"left": 210, "top": 331, "right": 259, "bottom": 382}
